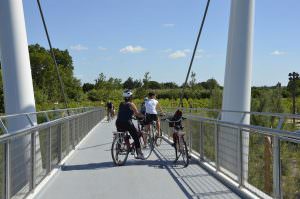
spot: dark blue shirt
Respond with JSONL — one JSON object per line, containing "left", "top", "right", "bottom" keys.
{"left": 117, "top": 102, "right": 133, "bottom": 122}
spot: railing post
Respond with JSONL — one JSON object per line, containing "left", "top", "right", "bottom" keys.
{"left": 47, "top": 127, "right": 52, "bottom": 173}
{"left": 273, "top": 136, "right": 282, "bottom": 199}
{"left": 72, "top": 119, "right": 75, "bottom": 149}
{"left": 57, "top": 124, "right": 62, "bottom": 163}
{"left": 199, "top": 121, "right": 204, "bottom": 161}
{"left": 214, "top": 122, "right": 219, "bottom": 170}
{"left": 5, "top": 141, "right": 10, "bottom": 199}
{"left": 30, "top": 131, "right": 36, "bottom": 191}
{"left": 237, "top": 128, "right": 243, "bottom": 187}
{"left": 188, "top": 120, "right": 192, "bottom": 153}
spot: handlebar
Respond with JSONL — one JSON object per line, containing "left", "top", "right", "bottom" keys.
{"left": 161, "top": 117, "right": 186, "bottom": 123}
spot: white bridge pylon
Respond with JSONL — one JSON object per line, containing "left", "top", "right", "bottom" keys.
{"left": 0, "top": 0, "right": 38, "bottom": 195}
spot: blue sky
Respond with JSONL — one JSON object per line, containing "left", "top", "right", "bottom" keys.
{"left": 22, "top": 0, "right": 300, "bottom": 86}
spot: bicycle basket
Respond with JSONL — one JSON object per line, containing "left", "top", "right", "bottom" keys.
{"left": 169, "top": 121, "right": 175, "bottom": 127}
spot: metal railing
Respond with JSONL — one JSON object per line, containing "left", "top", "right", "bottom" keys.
{"left": 0, "top": 107, "right": 105, "bottom": 199}
{"left": 161, "top": 108, "right": 300, "bottom": 199}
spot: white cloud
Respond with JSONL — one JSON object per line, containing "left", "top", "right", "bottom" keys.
{"left": 163, "top": 23, "right": 175, "bottom": 28}
{"left": 120, "top": 45, "right": 145, "bottom": 53}
{"left": 70, "top": 44, "right": 88, "bottom": 51}
{"left": 169, "top": 50, "right": 187, "bottom": 59}
{"left": 98, "top": 46, "right": 107, "bottom": 51}
{"left": 183, "top": 49, "right": 191, "bottom": 53}
{"left": 271, "top": 50, "right": 287, "bottom": 56}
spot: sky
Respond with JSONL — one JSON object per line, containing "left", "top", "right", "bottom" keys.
{"left": 21, "top": 0, "right": 300, "bottom": 86}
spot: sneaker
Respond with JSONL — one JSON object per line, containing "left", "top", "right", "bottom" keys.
{"left": 136, "top": 148, "right": 145, "bottom": 160}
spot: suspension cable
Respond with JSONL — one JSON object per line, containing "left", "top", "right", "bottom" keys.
{"left": 36, "top": 0, "right": 69, "bottom": 109}
{"left": 179, "top": 0, "right": 211, "bottom": 107}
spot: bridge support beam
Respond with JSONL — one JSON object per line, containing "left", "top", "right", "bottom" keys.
{"left": 0, "top": 0, "right": 38, "bottom": 196}
{"left": 221, "top": 0, "right": 255, "bottom": 184}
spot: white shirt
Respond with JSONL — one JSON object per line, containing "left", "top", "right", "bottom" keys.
{"left": 145, "top": 99, "right": 158, "bottom": 114}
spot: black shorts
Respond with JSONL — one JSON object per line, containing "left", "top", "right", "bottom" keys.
{"left": 145, "top": 114, "right": 158, "bottom": 125}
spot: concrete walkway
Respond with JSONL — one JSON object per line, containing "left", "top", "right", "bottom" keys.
{"left": 33, "top": 119, "right": 241, "bottom": 199}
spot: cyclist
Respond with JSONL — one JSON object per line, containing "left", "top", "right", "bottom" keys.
{"left": 140, "top": 97, "right": 148, "bottom": 115}
{"left": 106, "top": 100, "right": 114, "bottom": 119}
{"left": 145, "top": 92, "right": 165, "bottom": 142}
{"left": 115, "top": 90, "right": 145, "bottom": 159}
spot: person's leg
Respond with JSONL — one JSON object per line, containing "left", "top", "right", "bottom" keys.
{"left": 157, "top": 118, "right": 161, "bottom": 136}
{"left": 128, "top": 121, "right": 141, "bottom": 149}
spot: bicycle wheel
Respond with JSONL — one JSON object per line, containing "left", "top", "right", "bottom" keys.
{"left": 111, "top": 133, "right": 129, "bottom": 166}
{"left": 140, "top": 132, "right": 153, "bottom": 159}
{"left": 173, "top": 135, "right": 180, "bottom": 163}
{"left": 179, "top": 136, "right": 189, "bottom": 167}
{"left": 155, "top": 128, "right": 163, "bottom": 147}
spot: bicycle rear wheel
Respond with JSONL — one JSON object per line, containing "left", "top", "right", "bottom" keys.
{"left": 111, "top": 133, "right": 129, "bottom": 166}
{"left": 140, "top": 132, "right": 153, "bottom": 159}
{"left": 179, "top": 137, "right": 189, "bottom": 167}
{"left": 155, "top": 128, "right": 163, "bottom": 147}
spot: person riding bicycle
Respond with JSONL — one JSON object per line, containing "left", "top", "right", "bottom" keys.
{"left": 115, "top": 90, "right": 145, "bottom": 159}
{"left": 145, "top": 92, "right": 165, "bottom": 142}
{"left": 106, "top": 100, "right": 114, "bottom": 119}
{"left": 140, "top": 97, "right": 148, "bottom": 115}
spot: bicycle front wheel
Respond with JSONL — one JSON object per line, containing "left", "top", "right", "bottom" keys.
{"left": 111, "top": 134, "right": 129, "bottom": 166}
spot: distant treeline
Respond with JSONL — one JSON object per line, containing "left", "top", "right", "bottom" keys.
{"left": 0, "top": 44, "right": 299, "bottom": 113}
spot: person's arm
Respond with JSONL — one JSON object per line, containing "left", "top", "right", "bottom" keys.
{"left": 156, "top": 102, "right": 165, "bottom": 115}
{"left": 130, "top": 103, "right": 144, "bottom": 118}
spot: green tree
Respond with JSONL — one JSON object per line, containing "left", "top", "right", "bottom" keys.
{"left": 143, "top": 72, "right": 151, "bottom": 88}
{"left": 82, "top": 83, "right": 95, "bottom": 93}
{"left": 123, "top": 77, "right": 135, "bottom": 89}
{"left": 189, "top": 71, "right": 197, "bottom": 88}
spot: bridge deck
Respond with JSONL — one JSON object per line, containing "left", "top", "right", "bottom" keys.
{"left": 32, "top": 119, "right": 241, "bottom": 199}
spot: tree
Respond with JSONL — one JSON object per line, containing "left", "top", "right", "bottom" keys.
{"left": 189, "top": 71, "right": 197, "bottom": 88}
{"left": 29, "top": 44, "right": 83, "bottom": 102}
{"left": 82, "top": 83, "right": 95, "bottom": 93}
{"left": 143, "top": 72, "right": 151, "bottom": 88}
{"left": 148, "top": 81, "right": 161, "bottom": 89}
{"left": 95, "top": 73, "right": 106, "bottom": 89}
{"left": 123, "top": 77, "right": 135, "bottom": 89}
{"left": 161, "top": 82, "right": 178, "bottom": 89}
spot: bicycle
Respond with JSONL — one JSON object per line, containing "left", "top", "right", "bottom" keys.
{"left": 145, "top": 114, "right": 165, "bottom": 147}
{"left": 162, "top": 117, "right": 189, "bottom": 167}
{"left": 111, "top": 118, "right": 153, "bottom": 166}
{"left": 107, "top": 109, "right": 114, "bottom": 122}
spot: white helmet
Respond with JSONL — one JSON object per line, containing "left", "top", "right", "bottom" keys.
{"left": 122, "top": 89, "right": 133, "bottom": 98}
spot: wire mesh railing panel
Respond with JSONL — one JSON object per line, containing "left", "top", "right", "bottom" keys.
{"left": 282, "top": 118, "right": 300, "bottom": 133}
{"left": 188, "top": 120, "right": 200, "bottom": 154}
{"left": 0, "top": 108, "right": 105, "bottom": 199}
{"left": 9, "top": 136, "right": 31, "bottom": 199}
{"left": 202, "top": 122, "right": 215, "bottom": 164}
{"left": 218, "top": 125, "right": 239, "bottom": 180}
{"left": 245, "top": 131, "right": 273, "bottom": 197}
{"left": 0, "top": 144, "right": 4, "bottom": 199}
{"left": 61, "top": 122, "right": 68, "bottom": 159}
{"left": 50, "top": 125, "right": 59, "bottom": 167}
{"left": 35, "top": 128, "right": 48, "bottom": 187}
{"left": 280, "top": 140, "right": 300, "bottom": 199}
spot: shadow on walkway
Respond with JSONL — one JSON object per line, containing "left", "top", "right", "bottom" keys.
{"left": 154, "top": 143, "right": 241, "bottom": 199}
{"left": 77, "top": 142, "right": 112, "bottom": 150}
{"left": 61, "top": 159, "right": 175, "bottom": 171}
